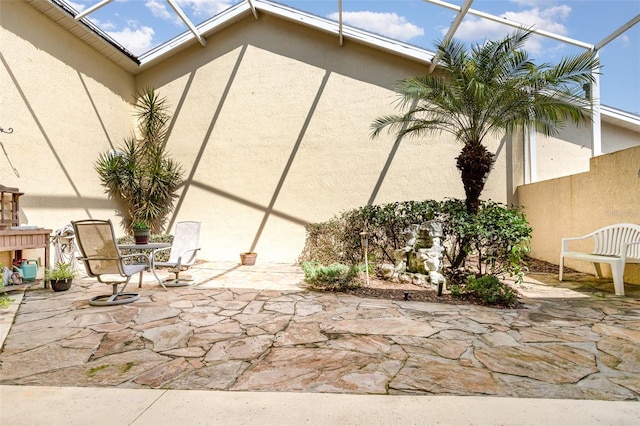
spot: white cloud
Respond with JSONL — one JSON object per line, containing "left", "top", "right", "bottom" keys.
{"left": 452, "top": 5, "right": 571, "bottom": 55}
{"left": 618, "top": 34, "right": 631, "bottom": 47}
{"left": 176, "top": 0, "right": 233, "bottom": 18}
{"left": 327, "top": 11, "right": 424, "bottom": 42}
{"left": 146, "top": 0, "right": 174, "bottom": 21}
{"left": 87, "top": 16, "right": 116, "bottom": 30}
{"left": 67, "top": 1, "right": 86, "bottom": 12}
{"left": 107, "top": 24, "right": 155, "bottom": 55}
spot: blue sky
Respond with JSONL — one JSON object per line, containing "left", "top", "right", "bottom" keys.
{"left": 68, "top": 0, "right": 640, "bottom": 114}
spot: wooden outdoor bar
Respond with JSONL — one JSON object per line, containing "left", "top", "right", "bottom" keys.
{"left": 0, "top": 185, "right": 51, "bottom": 287}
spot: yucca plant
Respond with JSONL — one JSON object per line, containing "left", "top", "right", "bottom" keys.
{"left": 96, "top": 88, "right": 183, "bottom": 234}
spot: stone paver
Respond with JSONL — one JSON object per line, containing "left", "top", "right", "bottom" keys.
{"left": 0, "top": 262, "right": 638, "bottom": 401}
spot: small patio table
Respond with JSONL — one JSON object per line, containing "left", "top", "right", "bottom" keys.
{"left": 118, "top": 242, "right": 171, "bottom": 291}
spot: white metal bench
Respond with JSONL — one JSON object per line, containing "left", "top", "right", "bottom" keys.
{"left": 559, "top": 223, "right": 640, "bottom": 296}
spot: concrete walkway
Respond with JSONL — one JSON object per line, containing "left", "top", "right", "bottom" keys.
{"left": 1, "top": 262, "right": 639, "bottom": 424}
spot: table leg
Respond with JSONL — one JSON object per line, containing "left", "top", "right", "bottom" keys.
{"left": 44, "top": 243, "right": 50, "bottom": 289}
{"left": 150, "top": 249, "right": 167, "bottom": 291}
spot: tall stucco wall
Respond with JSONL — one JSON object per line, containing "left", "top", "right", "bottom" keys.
{"left": 516, "top": 145, "right": 640, "bottom": 284}
{"left": 533, "top": 120, "right": 640, "bottom": 182}
{"left": 135, "top": 14, "right": 509, "bottom": 262}
{"left": 0, "top": 0, "right": 134, "bottom": 265}
{"left": 601, "top": 120, "right": 640, "bottom": 153}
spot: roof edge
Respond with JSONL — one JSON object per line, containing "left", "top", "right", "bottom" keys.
{"left": 137, "top": 0, "right": 436, "bottom": 71}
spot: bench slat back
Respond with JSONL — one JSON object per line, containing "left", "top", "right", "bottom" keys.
{"left": 592, "top": 224, "right": 640, "bottom": 259}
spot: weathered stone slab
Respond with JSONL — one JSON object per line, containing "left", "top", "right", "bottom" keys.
{"left": 321, "top": 318, "right": 439, "bottom": 337}
{"left": 167, "top": 361, "right": 249, "bottom": 390}
{"left": 90, "top": 323, "right": 128, "bottom": 333}
{"left": 597, "top": 336, "right": 640, "bottom": 373}
{"left": 82, "top": 349, "right": 172, "bottom": 385}
{"left": 255, "top": 315, "right": 291, "bottom": 335}
{"left": 497, "top": 374, "right": 637, "bottom": 400}
{"left": 211, "top": 300, "right": 249, "bottom": 311}
{"left": 93, "top": 329, "right": 145, "bottom": 359}
{"left": 134, "top": 357, "right": 192, "bottom": 388}
{"left": 518, "top": 326, "right": 600, "bottom": 343}
{"left": 0, "top": 343, "right": 94, "bottom": 381}
{"left": 188, "top": 332, "right": 242, "bottom": 348}
{"left": 480, "top": 331, "right": 520, "bottom": 347}
{"left": 274, "top": 322, "right": 327, "bottom": 346}
{"left": 593, "top": 323, "right": 640, "bottom": 342}
{"left": 232, "top": 347, "right": 389, "bottom": 393}
{"left": 205, "top": 335, "right": 274, "bottom": 362}
{"left": 162, "top": 346, "right": 206, "bottom": 358}
{"left": 263, "top": 301, "right": 296, "bottom": 315}
{"left": 1, "top": 327, "right": 80, "bottom": 353}
{"left": 142, "top": 323, "right": 192, "bottom": 352}
{"left": 323, "top": 335, "right": 394, "bottom": 355}
{"left": 74, "top": 312, "right": 114, "bottom": 327}
{"left": 475, "top": 344, "right": 598, "bottom": 384}
{"left": 242, "top": 300, "right": 264, "bottom": 315}
{"left": 179, "top": 312, "right": 225, "bottom": 328}
{"left": 134, "top": 307, "right": 181, "bottom": 325}
{"left": 391, "top": 357, "right": 504, "bottom": 395}
{"left": 392, "top": 336, "right": 469, "bottom": 360}
{"left": 295, "top": 301, "right": 324, "bottom": 317}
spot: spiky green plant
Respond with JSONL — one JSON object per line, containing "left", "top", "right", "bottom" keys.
{"left": 96, "top": 88, "right": 183, "bottom": 234}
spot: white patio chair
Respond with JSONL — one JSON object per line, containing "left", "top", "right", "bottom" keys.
{"left": 155, "top": 221, "right": 201, "bottom": 286}
{"left": 72, "top": 219, "right": 149, "bottom": 306}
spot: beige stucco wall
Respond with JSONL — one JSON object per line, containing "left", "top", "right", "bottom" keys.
{"left": 601, "top": 120, "right": 640, "bottom": 153}
{"left": 516, "top": 145, "right": 640, "bottom": 284}
{"left": 2, "top": 2, "right": 637, "bottom": 267}
{"left": 0, "top": 0, "right": 134, "bottom": 266}
{"left": 135, "top": 14, "right": 508, "bottom": 262}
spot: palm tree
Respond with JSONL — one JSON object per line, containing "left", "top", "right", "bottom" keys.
{"left": 96, "top": 88, "right": 183, "bottom": 234}
{"left": 371, "top": 29, "right": 599, "bottom": 214}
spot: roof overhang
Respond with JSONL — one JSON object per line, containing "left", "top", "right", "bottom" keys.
{"left": 601, "top": 106, "right": 640, "bottom": 132}
{"left": 26, "top": 0, "right": 141, "bottom": 74}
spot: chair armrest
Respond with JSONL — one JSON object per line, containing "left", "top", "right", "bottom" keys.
{"left": 622, "top": 241, "right": 640, "bottom": 260}
{"left": 174, "top": 248, "right": 201, "bottom": 268}
{"left": 561, "top": 234, "right": 592, "bottom": 252}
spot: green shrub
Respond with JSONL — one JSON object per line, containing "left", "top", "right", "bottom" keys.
{"left": 436, "top": 199, "right": 531, "bottom": 283}
{"left": 298, "top": 198, "right": 531, "bottom": 283}
{"left": 450, "top": 274, "right": 518, "bottom": 306}
{"left": 302, "top": 261, "right": 362, "bottom": 292}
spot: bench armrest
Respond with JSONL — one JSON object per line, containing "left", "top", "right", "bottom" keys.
{"left": 623, "top": 241, "right": 640, "bottom": 260}
{"left": 561, "top": 234, "right": 593, "bottom": 252}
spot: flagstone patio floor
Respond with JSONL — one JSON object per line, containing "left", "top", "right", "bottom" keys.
{"left": 1, "top": 262, "right": 639, "bottom": 401}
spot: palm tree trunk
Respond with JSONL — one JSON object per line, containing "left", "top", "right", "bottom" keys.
{"left": 450, "top": 143, "right": 495, "bottom": 269}
{"left": 456, "top": 143, "right": 494, "bottom": 214}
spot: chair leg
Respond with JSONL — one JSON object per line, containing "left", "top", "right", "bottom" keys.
{"left": 593, "top": 263, "right": 603, "bottom": 279}
{"left": 610, "top": 262, "right": 626, "bottom": 296}
{"left": 163, "top": 269, "right": 195, "bottom": 287}
{"left": 559, "top": 256, "right": 564, "bottom": 281}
